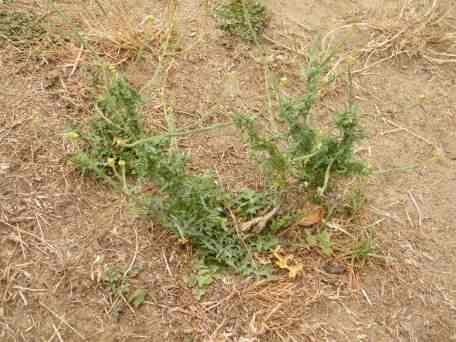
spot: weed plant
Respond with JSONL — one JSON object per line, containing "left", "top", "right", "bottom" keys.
{"left": 71, "top": 58, "right": 367, "bottom": 278}
{"left": 102, "top": 266, "right": 145, "bottom": 321}
{"left": 214, "top": 0, "right": 268, "bottom": 41}
{"left": 235, "top": 57, "right": 366, "bottom": 194}
{"left": 71, "top": 74, "right": 272, "bottom": 274}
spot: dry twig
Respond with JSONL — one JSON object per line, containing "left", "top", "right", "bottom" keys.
{"left": 40, "top": 302, "right": 87, "bottom": 341}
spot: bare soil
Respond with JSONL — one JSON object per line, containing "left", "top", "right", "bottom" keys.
{"left": 1, "top": 1, "right": 455, "bottom": 341}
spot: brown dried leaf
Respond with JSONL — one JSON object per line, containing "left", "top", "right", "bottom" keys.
{"left": 296, "top": 207, "right": 325, "bottom": 227}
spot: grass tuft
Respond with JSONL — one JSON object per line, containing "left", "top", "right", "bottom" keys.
{"left": 214, "top": 0, "right": 268, "bottom": 42}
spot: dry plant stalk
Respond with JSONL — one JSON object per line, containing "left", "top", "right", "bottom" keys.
{"left": 361, "top": 0, "right": 456, "bottom": 64}
{"left": 323, "top": 0, "right": 456, "bottom": 74}
{"left": 77, "top": 0, "right": 167, "bottom": 62}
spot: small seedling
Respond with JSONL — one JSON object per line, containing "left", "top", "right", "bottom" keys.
{"left": 128, "top": 289, "right": 146, "bottom": 308}
{"left": 101, "top": 266, "right": 145, "bottom": 321}
{"left": 185, "top": 261, "right": 222, "bottom": 300}
{"left": 103, "top": 267, "right": 130, "bottom": 297}
{"left": 344, "top": 186, "right": 367, "bottom": 217}
{"left": 306, "top": 229, "right": 333, "bottom": 256}
{"left": 349, "top": 232, "right": 375, "bottom": 266}
{"left": 214, "top": 0, "right": 268, "bottom": 42}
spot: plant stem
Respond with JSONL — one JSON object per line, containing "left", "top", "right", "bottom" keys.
{"left": 318, "top": 159, "right": 335, "bottom": 196}
{"left": 123, "top": 122, "right": 233, "bottom": 148}
{"left": 120, "top": 163, "right": 128, "bottom": 193}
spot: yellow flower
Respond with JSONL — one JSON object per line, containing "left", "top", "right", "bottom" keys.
{"left": 65, "top": 131, "right": 79, "bottom": 140}
{"left": 146, "top": 15, "right": 155, "bottom": 25}
{"left": 114, "top": 138, "right": 128, "bottom": 146}
{"left": 279, "top": 77, "right": 288, "bottom": 87}
{"left": 107, "top": 158, "right": 116, "bottom": 167}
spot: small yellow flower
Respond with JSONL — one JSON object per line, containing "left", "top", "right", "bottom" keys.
{"left": 65, "top": 131, "right": 79, "bottom": 140}
{"left": 346, "top": 55, "right": 356, "bottom": 66}
{"left": 118, "top": 160, "right": 126, "bottom": 167}
{"left": 107, "top": 158, "right": 116, "bottom": 167}
{"left": 114, "top": 138, "right": 128, "bottom": 146}
{"left": 279, "top": 77, "right": 288, "bottom": 87}
{"left": 146, "top": 15, "right": 155, "bottom": 25}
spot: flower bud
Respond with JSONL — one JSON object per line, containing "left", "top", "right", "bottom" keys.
{"left": 107, "top": 158, "right": 116, "bottom": 167}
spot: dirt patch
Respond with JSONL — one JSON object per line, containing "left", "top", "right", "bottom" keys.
{"left": 1, "top": 1, "right": 456, "bottom": 341}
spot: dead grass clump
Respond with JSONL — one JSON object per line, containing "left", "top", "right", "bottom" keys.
{"left": 363, "top": 0, "right": 456, "bottom": 64}
{"left": 0, "top": 10, "right": 46, "bottom": 48}
{"left": 76, "top": 0, "right": 175, "bottom": 63}
{"left": 324, "top": 0, "right": 456, "bottom": 74}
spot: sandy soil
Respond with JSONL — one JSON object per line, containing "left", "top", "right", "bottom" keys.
{"left": 1, "top": 1, "right": 455, "bottom": 341}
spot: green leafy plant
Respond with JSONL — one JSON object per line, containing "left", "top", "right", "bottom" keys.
{"left": 306, "top": 229, "right": 333, "bottom": 256}
{"left": 235, "top": 57, "right": 366, "bottom": 195}
{"left": 185, "top": 261, "right": 222, "bottom": 300}
{"left": 270, "top": 213, "right": 298, "bottom": 233}
{"left": 214, "top": 0, "right": 268, "bottom": 41}
{"left": 103, "top": 267, "right": 129, "bottom": 298}
{"left": 232, "top": 188, "right": 269, "bottom": 219}
{"left": 72, "top": 75, "right": 144, "bottom": 178}
{"left": 101, "top": 266, "right": 145, "bottom": 321}
{"left": 71, "top": 66, "right": 369, "bottom": 282}
{"left": 148, "top": 172, "right": 251, "bottom": 269}
{"left": 233, "top": 114, "right": 289, "bottom": 189}
{"left": 71, "top": 74, "right": 274, "bottom": 274}
{"left": 349, "top": 232, "right": 375, "bottom": 265}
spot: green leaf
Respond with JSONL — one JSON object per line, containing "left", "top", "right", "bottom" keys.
{"left": 317, "top": 230, "right": 332, "bottom": 256}
{"left": 128, "top": 289, "right": 146, "bottom": 307}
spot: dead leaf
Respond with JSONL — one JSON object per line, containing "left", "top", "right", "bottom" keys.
{"left": 296, "top": 207, "right": 325, "bottom": 227}
{"left": 287, "top": 263, "right": 304, "bottom": 279}
{"left": 272, "top": 246, "right": 303, "bottom": 279}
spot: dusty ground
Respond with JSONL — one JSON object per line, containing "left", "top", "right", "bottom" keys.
{"left": 1, "top": 0, "right": 455, "bottom": 341}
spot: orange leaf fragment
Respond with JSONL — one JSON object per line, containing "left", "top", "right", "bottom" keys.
{"left": 297, "top": 207, "right": 325, "bottom": 227}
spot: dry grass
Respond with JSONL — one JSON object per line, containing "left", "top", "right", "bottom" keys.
{"left": 360, "top": 0, "right": 456, "bottom": 64}
{"left": 25, "top": 0, "right": 178, "bottom": 67}
{"left": 323, "top": 0, "right": 456, "bottom": 75}
{"left": 76, "top": 0, "right": 172, "bottom": 63}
